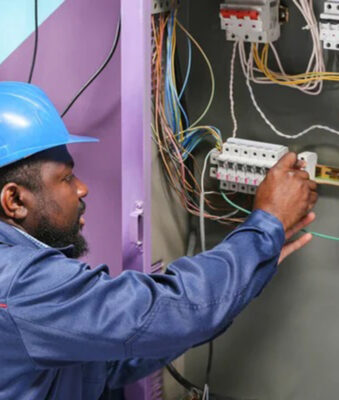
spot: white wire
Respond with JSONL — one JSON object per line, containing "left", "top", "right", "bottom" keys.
{"left": 229, "top": 41, "right": 238, "bottom": 137}
{"left": 244, "top": 47, "right": 339, "bottom": 139}
{"left": 200, "top": 150, "right": 214, "bottom": 252}
{"left": 202, "top": 383, "right": 209, "bottom": 400}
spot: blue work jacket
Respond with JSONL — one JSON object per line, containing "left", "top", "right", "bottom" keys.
{"left": 0, "top": 210, "right": 284, "bottom": 399}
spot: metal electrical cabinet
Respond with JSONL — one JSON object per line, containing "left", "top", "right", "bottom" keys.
{"left": 123, "top": 1, "right": 339, "bottom": 400}
{"left": 179, "top": 1, "right": 339, "bottom": 400}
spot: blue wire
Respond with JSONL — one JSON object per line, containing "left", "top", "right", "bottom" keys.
{"left": 163, "top": 11, "right": 221, "bottom": 156}
{"left": 164, "top": 15, "right": 177, "bottom": 131}
{"left": 179, "top": 37, "right": 192, "bottom": 101}
{"left": 165, "top": 11, "right": 190, "bottom": 132}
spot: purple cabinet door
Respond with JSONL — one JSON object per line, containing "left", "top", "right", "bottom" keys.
{"left": 121, "top": 0, "right": 152, "bottom": 274}
{"left": 121, "top": 0, "right": 156, "bottom": 399}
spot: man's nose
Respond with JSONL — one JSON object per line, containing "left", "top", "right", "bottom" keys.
{"left": 76, "top": 177, "right": 89, "bottom": 198}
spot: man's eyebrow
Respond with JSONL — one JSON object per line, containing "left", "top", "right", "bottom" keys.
{"left": 66, "top": 159, "right": 75, "bottom": 168}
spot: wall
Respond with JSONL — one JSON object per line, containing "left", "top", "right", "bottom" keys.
{"left": 0, "top": 0, "right": 122, "bottom": 274}
{"left": 179, "top": 1, "right": 339, "bottom": 399}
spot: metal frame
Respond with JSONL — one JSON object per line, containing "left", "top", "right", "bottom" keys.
{"left": 121, "top": 0, "right": 153, "bottom": 399}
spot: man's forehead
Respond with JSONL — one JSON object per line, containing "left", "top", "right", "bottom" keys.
{"left": 37, "top": 145, "right": 74, "bottom": 168}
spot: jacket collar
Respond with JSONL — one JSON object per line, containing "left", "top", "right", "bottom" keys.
{"left": 0, "top": 220, "right": 75, "bottom": 257}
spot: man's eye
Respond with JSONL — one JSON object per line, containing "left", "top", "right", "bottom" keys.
{"left": 64, "top": 174, "right": 74, "bottom": 182}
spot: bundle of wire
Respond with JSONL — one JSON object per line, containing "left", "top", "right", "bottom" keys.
{"left": 241, "top": 0, "right": 328, "bottom": 95}
{"left": 232, "top": 0, "right": 339, "bottom": 96}
{"left": 152, "top": 8, "right": 243, "bottom": 224}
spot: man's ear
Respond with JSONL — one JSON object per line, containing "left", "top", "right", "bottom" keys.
{"left": 0, "top": 183, "right": 29, "bottom": 220}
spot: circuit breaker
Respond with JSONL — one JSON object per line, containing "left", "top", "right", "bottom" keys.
{"left": 210, "top": 138, "right": 317, "bottom": 194}
{"left": 219, "top": 0, "right": 281, "bottom": 43}
{"left": 320, "top": 1, "right": 339, "bottom": 50}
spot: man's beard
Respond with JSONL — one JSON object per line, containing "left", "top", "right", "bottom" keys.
{"left": 32, "top": 202, "right": 89, "bottom": 259}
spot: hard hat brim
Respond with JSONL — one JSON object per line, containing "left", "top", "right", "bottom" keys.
{"left": 67, "top": 134, "right": 100, "bottom": 145}
{"left": 0, "top": 134, "right": 99, "bottom": 168}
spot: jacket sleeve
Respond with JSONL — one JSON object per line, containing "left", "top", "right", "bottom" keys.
{"left": 7, "top": 210, "right": 284, "bottom": 369}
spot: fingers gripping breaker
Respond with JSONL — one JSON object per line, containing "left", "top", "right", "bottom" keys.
{"left": 210, "top": 138, "right": 318, "bottom": 195}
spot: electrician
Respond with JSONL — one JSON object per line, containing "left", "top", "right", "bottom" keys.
{"left": 0, "top": 82, "right": 317, "bottom": 400}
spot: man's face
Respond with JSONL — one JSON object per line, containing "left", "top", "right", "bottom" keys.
{"left": 28, "top": 146, "right": 89, "bottom": 258}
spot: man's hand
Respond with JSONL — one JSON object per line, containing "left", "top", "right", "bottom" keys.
{"left": 254, "top": 152, "right": 318, "bottom": 232}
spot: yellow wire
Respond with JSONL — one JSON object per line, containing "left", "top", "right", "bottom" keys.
{"left": 253, "top": 44, "right": 339, "bottom": 85}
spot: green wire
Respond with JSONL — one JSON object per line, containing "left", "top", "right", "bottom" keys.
{"left": 221, "top": 192, "right": 251, "bottom": 215}
{"left": 308, "top": 231, "right": 339, "bottom": 241}
{"left": 221, "top": 192, "right": 339, "bottom": 242}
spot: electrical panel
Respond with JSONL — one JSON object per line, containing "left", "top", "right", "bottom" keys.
{"left": 210, "top": 138, "right": 317, "bottom": 194}
{"left": 219, "top": 0, "right": 281, "bottom": 43}
{"left": 320, "top": 1, "right": 339, "bottom": 50}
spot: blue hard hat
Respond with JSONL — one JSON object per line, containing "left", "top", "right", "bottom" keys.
{"left": 0, "top": 81, "right": 99, "bottom": 168}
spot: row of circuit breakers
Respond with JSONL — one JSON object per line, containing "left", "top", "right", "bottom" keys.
{"left": 152, "top": 0, "right": 339, "bottom": 50}
{"left": 210, "top": 138, "right": 317, "bottom": 194}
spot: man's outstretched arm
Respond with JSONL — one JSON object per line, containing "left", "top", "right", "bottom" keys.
{"left": 8, "top": 153, "right": 317, "bottom": 367}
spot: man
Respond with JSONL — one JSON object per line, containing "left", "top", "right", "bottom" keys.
{"left": 0, "top": 82, "right": 317, "bottom": 399}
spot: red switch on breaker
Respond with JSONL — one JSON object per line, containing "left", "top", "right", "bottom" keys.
{"left": 220, "top": 9, "right": 259, "bottom": 20}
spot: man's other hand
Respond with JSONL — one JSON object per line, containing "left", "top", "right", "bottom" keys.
{"left": 278, "top": 212, "right": 315, "bottom": 264}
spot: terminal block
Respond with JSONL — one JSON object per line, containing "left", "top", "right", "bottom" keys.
{"left": 219, "top": 0, "right": 281, "bottom": 43}
{"left": 210, "top": 138, "right": 317, "bottom": 194}
{"left": 320, "top": 1, "right": 339, "bottom": 50}
{"left": 152, "top": 0, "right": 178, "bottom": 14}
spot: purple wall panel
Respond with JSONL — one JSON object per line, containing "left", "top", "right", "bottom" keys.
{"left": 0, "top": 0, "right": 122, "bottom": 275}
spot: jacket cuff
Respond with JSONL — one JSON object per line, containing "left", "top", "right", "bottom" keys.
{"left": 232, "top": 209, "right": 285, "bottom": 252}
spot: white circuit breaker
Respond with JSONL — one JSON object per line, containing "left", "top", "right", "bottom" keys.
{"left": 219, "top": 0, "right": 281, "bottom": 43}
{"left": 210, "top": 138, "right": 317, "bottom": 194}
{"left": 320, "top": 1, "right": 339, "bottom": 50}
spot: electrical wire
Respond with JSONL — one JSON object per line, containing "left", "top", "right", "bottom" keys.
{"left": 239, "top": 0, "right": 326, "bottom": 95}
{"left": 244, "top": 46, "right": 339, "bottom": 140}
{"left": 200, "top": 149, "right": 213, "bottom": 400}
{"left": 200, "top": 150, "right": 214, "bottom": 252}
{"left": 204, "top": 341, "right": 214, "bottom": 400}
{"left": 176, "top": 20, "right": 215, "bottom": 130}
{"left": 28, "top": 0, "right": 39, "bottom": 84}
{"left": 220, "top": 192, "right": 339, "bottom": 242}
{"left": 166, "top": 363, "right": 203, "bottom": 394}
{"left": 229, "top": 42, "right": 238, "bottom": 138}
{"left": 179, "top": 38, "right": 192, "bottom": 101}
{"left": 61, "top": 17, "right": 121, "bottom": 118}
{"left": 152, "top": 10, "right": 243, "bottom": 225}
